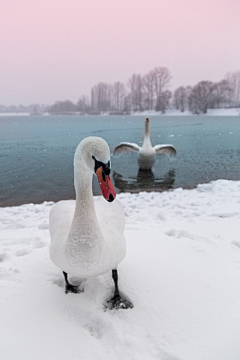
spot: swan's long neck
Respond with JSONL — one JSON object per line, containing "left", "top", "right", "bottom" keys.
{"left": 74, "top": 166, "right": 96, "bottom": 216}
{"left": 66, "top": 163, "right": 103, "bottom": 266}
{"left": 142, "top": 121, "right": 152, "bottom": 147}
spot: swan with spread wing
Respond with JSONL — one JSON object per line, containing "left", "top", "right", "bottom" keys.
{"left": 114, "top": 118, "right": 177, "bottom": 170}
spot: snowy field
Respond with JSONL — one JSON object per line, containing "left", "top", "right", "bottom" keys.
{"left": 1, "top": 180, "right": 240, "bottom": 360}
{"left": 131, "top": 108, "right": 240, "bottom": 116}
{"left": 0, "top": 107, "right": 239, "bottom": 117}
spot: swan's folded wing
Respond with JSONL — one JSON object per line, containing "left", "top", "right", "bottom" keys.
{"left": 153, "top": 144, "right": 177, "bottom": 157}
{"left": 49, "top": 200, "right": 75, "bottom": 243}
{"left": 113, "top": 142, "right": 141, "bottom": 156}
{"left": 49, "top": 200, "right": 75, "bottom": 263}
{"left": 95, "top": 197, "right": 125, "bottom": 236}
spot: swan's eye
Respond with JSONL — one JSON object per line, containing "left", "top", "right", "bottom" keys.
{"left": 103, "top": 161, "right": 110, "bottom": 176}
{"left": 92, "top": 156, "right": 111, "bottom": 175}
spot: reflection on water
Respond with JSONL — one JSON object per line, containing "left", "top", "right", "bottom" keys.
{"left": 113, "top": 169, "right": 175, "bottom": 193}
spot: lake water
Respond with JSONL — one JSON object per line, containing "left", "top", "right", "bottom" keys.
{"left": 0, "top": 114, "right": 240, "bottom": 206}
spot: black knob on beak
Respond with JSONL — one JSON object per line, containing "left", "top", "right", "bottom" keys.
{"left": 108, "top": 193, "right": 114, "bottom": 202}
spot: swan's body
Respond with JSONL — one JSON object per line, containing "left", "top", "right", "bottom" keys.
{"left": 114, "top": 118, "right": 176, "bottom": 170}
{"left": 49, "top": 197, "right": 125, "bottom": 278}
{"left": 49, "top": 137, "right": 132, "bottom": 309}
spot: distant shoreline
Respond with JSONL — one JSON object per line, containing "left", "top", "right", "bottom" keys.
{"left": 0, "top": 108, "right": 240, "bottom": 117}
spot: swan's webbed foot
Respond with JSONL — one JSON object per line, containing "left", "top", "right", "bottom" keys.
{"left": 63, "top": 271, "right": 83, "bottom": 294}
{"left": 65, "top": 283, "right": 82, "bottom": 294}
{"left": 106, "top": 294, "right": 133, "bottom": 310}
{"left": 105, "top": 269, "right": 133, "bottom": 310}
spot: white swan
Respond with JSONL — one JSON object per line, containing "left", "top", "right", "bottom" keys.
{"left": 49, "top": 136, "right": 133, "bottom": 309}
{"left": 114, "top": 117, "right": 177, "bottom": 170}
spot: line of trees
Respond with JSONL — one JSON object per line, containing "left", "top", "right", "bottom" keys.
{"left": 1, "top": 68, "right": 240, "bottom": 115}
{"left": 174, "top": 80, "right": 233, "bottom": 114}
{"left": 0, "top": 103, "right": 48, "bottom": 115}
{"left": 89, "top": 67, "right": 173, "bottom": 113}
{"left": 76, "top": 68, "right": 240, "bottom": 114}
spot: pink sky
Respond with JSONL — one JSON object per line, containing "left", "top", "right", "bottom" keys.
{"left": 1, "top": 0, "right": 240, "bottom": 106}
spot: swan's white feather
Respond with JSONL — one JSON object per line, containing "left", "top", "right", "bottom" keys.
{"left": 49, "top": 200, "right": 75, "bottom": 267}
{"left": 49, "top": 137, "right": 126, "bottom": 278}
{"left": 153, "top": 144, "right": 177, "bottom": 157}
{"left": 49, "top": 197, "right": 126, "bottom": 277}
{"left": 114, "top": 142, "right": 141, "bottom": 155}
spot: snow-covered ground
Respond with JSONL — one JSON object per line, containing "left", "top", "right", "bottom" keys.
{"left": 0, "top": 107, "right": 240, "bottom": 117}
{"left": 0, "top": 112, "right": 31, "bottom": 116}
{"left": 131, "top": 108, "right": 240, "bottom": 116}
{"left": 1, "top": 180, "right": 240, "bottom": 360}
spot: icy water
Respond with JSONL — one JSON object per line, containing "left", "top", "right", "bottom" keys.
{"left": 0, "top": 114, "right": 240, "bottom": 206}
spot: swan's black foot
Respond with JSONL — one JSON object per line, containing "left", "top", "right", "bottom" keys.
{"left": 63, "top": 272, "right": 83, "bottom": 294}
{"left": 106, "top": 294, "right": 133, "bottom": 310}
{"left": 65, "top": 283, "right": 83, "bottom": 294}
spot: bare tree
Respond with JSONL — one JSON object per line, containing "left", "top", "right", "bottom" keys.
{"left": 174, "top": 86, "right": 187, "bottom": 112}
{"left": 123, "top": 94, "right": 131, "bottom": 112}
{"left": 152, "top": 67, "right": 172, "bottom": 103}
{"left": 76, "top": 95, "right": 91, "bottom": 112}
{"left": 155, "top": 90, "right": 172, "bottom": 113}
{"left": 48, "top": 100, "right": 76, "bottom": 113}
{"left": 143, "top": 70, "right": 155, "bottom": 110}
{"left": 91, "top": 82, "right": 112, "bottom": 111}
{"left": 127, "top": 74, "right": 143, "bottom": 111}
{"left": 213, "top": 80, "right": 233, "bottom": 108}
{"left": 225, "top": 71, "right": 240, "bottom": 107}
{"left": 189, "top": 81, "right": 216, "bottom": 114}
{"left": 185, "top": 86, "right": 193, "bottom": 110}
{"left": 112, "top": 82, "right": 126, "bottom": 110}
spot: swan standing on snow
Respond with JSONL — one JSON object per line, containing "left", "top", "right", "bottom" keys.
{"left": 49, "top": 136, "right": 133, "bottom": 310}
{"left": 114, "top": 117, "right": 177, "bottom": 170}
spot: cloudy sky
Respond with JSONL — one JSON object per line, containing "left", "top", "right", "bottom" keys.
{"left": 1, "top": 0, "right": 240, "bottom": 106}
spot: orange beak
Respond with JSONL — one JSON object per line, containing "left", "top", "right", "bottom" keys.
{"left": 96, "top": 167, "right": 116, "bottom": 202}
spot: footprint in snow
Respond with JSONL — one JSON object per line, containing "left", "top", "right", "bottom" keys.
{"left": 33, "top": 241, "right": 47, "bottom": 249}
{"left": 38, "top": 223, "right": 49, "bottom": 229}
{"left": 211, "top": 211, "right": 239, "bottom": 218}
{"left": 15, "top": 249, "right": 31, "bottom": 257}
{"left": 232, "top": 241, "right": 240, "bottom": 249}
{"left": 52, "top": 277, "right": 65, "bottom": 289}
{"left": 165, "top": 228, "right": 196, "bottom": 241}
{"left": 0, "top": 253, "right": 9, "bottom": 262}
{"left": 83, "top": 319, "right": 107, "bottom": 339}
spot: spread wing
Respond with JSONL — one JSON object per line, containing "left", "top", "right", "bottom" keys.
{"left": 153, "top": 144, "right": 177, "bottom": 157}
{"left": 113, "top": 142, "right": 141, "bottom": 156}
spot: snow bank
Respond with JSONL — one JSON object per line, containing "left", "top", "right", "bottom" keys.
{"left": 0, "top": 107, "right": 239, "bottom": 117}
{"left": 0, "top": 112, "right": 30, "bottom": 116}
{"left": 131, "top": 108, "right": 240, "bottom": 116}
{"left": 1, "top": 180, "right": 240, "bottom": 360}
